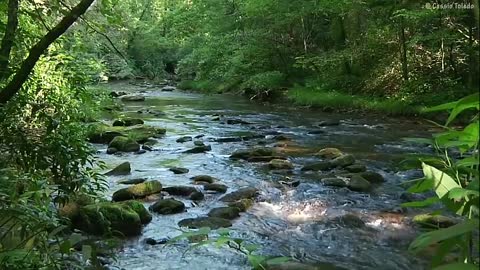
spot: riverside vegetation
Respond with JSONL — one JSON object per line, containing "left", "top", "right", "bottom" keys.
{"left": 0, "top": 0, "right": 478, "bottom": 269}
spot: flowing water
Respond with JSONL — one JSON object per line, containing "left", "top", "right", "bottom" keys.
{"left": 98, "top": 82, "right": 435, "bottom": 270}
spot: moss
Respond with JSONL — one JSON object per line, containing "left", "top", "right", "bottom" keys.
{"left": 87, "top": 123, "right": 166, "bottom": 144}
{"left": 413, "top": 214, "right": 456, "bottom": 228}
{"left": 121, "top": 200, "right": 152, "bottom": 224}
{"left": 109, "top": 136, "right": 140, "bottom": 152}
{"left": 112, "top": 180, "right": 162, "bottom": 201}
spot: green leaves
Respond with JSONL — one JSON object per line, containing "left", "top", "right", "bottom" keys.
{"left": 422, "top": 163, "right": 461, "bottom": 199}
{"left": 424, "top": 93, "right": 480, "bottom": 126}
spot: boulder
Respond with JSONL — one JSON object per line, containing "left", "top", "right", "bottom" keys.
{"left": 208, "top": 207, "right": 240, "bottom": 220}
{"left": 301, "top": 161, "right": 334, "bottom": 171}
{"left": 220, "top": 187, "right": 258, "bottom": 202}
{"left": 315, "top": 148, "right": 343, "bottom": 159}
{"left": 113, "top": 118, "right": 144, "bottom": 127}
{"left": 149, "top": 199, "right": 185, "bottom": 214}
{"left": 73, "top": 201, "right": 150, "bottom": 236}
{"left": 183, "top": 145, "right": 211, "bottom": 153}
{"left": 191, "top": 175, "right": 217, "bottom": 184}
{"left": 331, "top": 154, "right": 355, "bottom": 167}
{"left": 359, "top": 171, "right": 385, "bottom": 183}
{"left": 121, "top": 95, "right": 145, "bottom": 102}
{"left": 203, "top": 183, "right": 228, "bottom": 193}
{"left": 176, "top": 136, "right": 193, "bottom": 143}
{"left": 228, "top": 199, "right": 253, "bottom": 212}
{"left": 105, "top": 162, "right": 131, "bottom": 176}
{"left": 230, "top": 148, "right": 276, "bottom": 160}
{"left": 108, "top": 136, "right": 140, "bottom": 152}
{"left": 112, "top": 181, "right": 162, "bottom": 202}
{"left": 178, "top": 217, "right": 232, "bottom": 229}
{"left": 163, "top": 186, "right": 197, "bottom": 196}
{"left": 269, "top": 159, "right": 294, "bottom": 170}
{"left": 189, "top": 191, "right": 205, "bottom": 201}
{"left": 169, "top": 167, "right": 189, "bottom": 174}
{"left": 345, "top": 164, "right": 367, "bottom": 173}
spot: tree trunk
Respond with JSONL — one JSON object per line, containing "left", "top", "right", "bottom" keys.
{"left": 0, "top": 0, "right": 20, "bottom": 81}
{"left": 399, "top": 17, "right": 409, "bottom": 81}
{"left": 0, "top": 0, "right": 96, "bottom": 104}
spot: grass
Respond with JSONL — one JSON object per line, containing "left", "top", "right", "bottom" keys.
{"left": 287, "top": 87, "right": 423, "bottom": 116}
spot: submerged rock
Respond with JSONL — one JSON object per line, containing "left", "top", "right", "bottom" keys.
{"left": 318, "top": 120, "right": 341, "bottom": 126}
{"left": 226, "top": 119, "right": 250, "bottom": 125}
{"left": 220, "top": 187, "right": 258, "bottom": 202}
{"left": 169, "top": 167, "right": 189, "bottom": 174}
{"left": 176, "top": 136, "right": 193, "bottom": 143}
{"left": 163, "top": 186, "right": 197, "bottom": 196}
{"left": 329, "top": 214, "right": 365, "bottom": 228}
{"left": 191, "top": 175, "right": 217, "bottom": 184}
{"left": 183, "top": 145, "right": 211, "bottom": 153}
{"left": 108, "top": 136, "right": 140, "bottom": 152}
{"left": 301, "top": 161, "right": 334, "bottom": 171}
{"left": 359, "top": 171, "right": 385, "bottom": 183}
{"left": 321, "top": 177, "right": 347, "bottom": 188}
{"left": 112, "top": 181, "right": 162, "bottom": 202}
{"left": 105, "top": 162, "right": 131, "bottom": 176}
{"left": 149, "top": 199, "right": 185, "bottom": 214}
{"left": 345, "top": 164, "right": 367, "bottom": 173}
{"left": 208, "top": 207, "right": 240, "bottom": 220}
{"left": 178, "top": 217, "right": 232, "bottom": 229}
{"left": 73, "top": 201, "right": 150, "bottom": 237}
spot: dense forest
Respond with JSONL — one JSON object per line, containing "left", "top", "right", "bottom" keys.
{"left": 0, "top": 0, "right": 479, "bottom": 269}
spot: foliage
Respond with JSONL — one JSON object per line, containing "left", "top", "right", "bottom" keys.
{"left": 402, "top": 93, "right": 479, "bottom": 268}
{"left": 168, "top": 227, "right": 290, "bottom": 270}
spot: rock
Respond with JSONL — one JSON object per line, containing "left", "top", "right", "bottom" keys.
{"left": 318, "top": 120, "right": 340, "bottom": 126}
{"left": 248, "top": 156, "right": 286, "bottom": 162}
{"left": 346, "top": 175, "right": 371, "bottom": 192}
{"left": 163, "top": 186, "right": 197, "bottom": 196}
{"left": 330, "top": 214, "right": 365, "bottom": 228}
{"left": 161, "top": 86, "right": 176, "bottom": 91}
{"left": 106, "top": 147, "right": 118, "bottom": 154}
{"left": 211, "top": 116, "right": 220, "bottom": 121}
{"left": 121, "top": 95, "right": 145, "bottom": 102}
{"left": 192, "top": 175, "right": 217, "bottom": 184}
{"left": 105, "top": 162, "right": 131, "bottom": 176}
{"left": 112, "top": 181, "right": 162, "bottom": 202}
{"left": 189, "top": 191, "right": 205, "bottom": 201}
{"left": 345, "top": 164, "right": 367, "bottom": 173}
{"left": 208, "top": 207, "right": 240, "bottom": 220}
{"left": 413, "top": 214, "right": 457, "bottom": 228}
{"left": 113, "top": 118, "right": 144, "bottom": 127}
{"left": 331, "top": 154, "right": 355, "bottom": 167}
{"left": 110, "top": 91, "right": 127, "bottom": 97}
{"left": 359, "top": 171, "right": 385, "bottom": 183}
{"left": 142, "top": 144, "right": 154, "bottom": 151}
{"left": 220, "top": 187, "right": 258, "bottom": 202}
{"left": 272, "top": 135, "right": 290, "bottom": 141}
{"left": 307, "top": 130, "right": 326, "bottom": 135}
{"left": 279, "top": 180, "right": 300, "bottom": 187}
{"left": 321, "top": 178, "right": 347, "bottom": 187}
{"left": 230, "top": 148, "right": 276, "bottom": 160}
{"left": 88, "top": 124, "right": 125, "bottom": 144}
{"left": 269, "top": 159, "right": 294, "bottom": 170}
{"left": 315, "top": 148, "right": 343, "bottom": 159}
{"left": 194, "top": 134, "right": 205, "bottom": 139}
{"left": 169, "top": 167, "right": 189, "bottom": 174}
{"left": 118, "top": 178, "right": 146, "bottom": 185}
{"left": 203, "top": 183, "right": 228, "bottom": 193}
{"left": 108, "top": 136, "right": 140, "bottom": 152}
{"left": 214, "top": 137, "right": 242, "bottom": 143}
{"left": 149, "top": 199, "right": 185, "bottom": 214}
{"left": 226, "top": 119, "right": 250, "bottom": 125}
{"left": 73, "top": 201, "right": 150, "bottom": 237}
{"left": 301, "top": 161, "right": 334, "bottom": 171}
{"left": 228, "top": 199, "right": 253, "bottom": 212}
{"left": 178, "top": 217, "right": 232, "bottom": 229}
{"left": 183, "top": 145, "right": 211, "bottom": 153}
{"left": 193, "top": 140, "right": 205, "bottom": 146}
{"left": 145, "top": 238, "right": 157, "bottom": 245}
{"left": 176, "top": 136, "right": 192, "bottom": 143}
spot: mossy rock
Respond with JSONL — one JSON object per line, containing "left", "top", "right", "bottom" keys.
{"left": 331, "top": 154, "right": 356, "bottom": 168}
{"left": 208, "top": 207, "right": 240, "bottom": 220}
{"left": 113, "top": 118, "right": 144, "bottom": 127}
{"left": 112, "top": 180, "right": 162, "bottom": 202}
{"left": 203, "top": 183, "right": 228, "bottom": 193}
{"left": 220, "top": 187, "right": 258, "bottom": 202}
{"left": 163, "top": 186, "right": 197, "bottom": 196}
{"left": 228, "top": 199, "right": 254, "bottom": 212}
{"left": 230, "top": 148, "right": 276, "bottom": 160}
{"left": 413, "top": 214, "right": 457, "bottom": 228}
{"left": 178, "top": 217, "right": 232, "bottom": 229}
{"left": 122, "top": 200, "right": 152, "bottom": 224}
{"left": 74, "top": 201, "right": 150, "bottom": 236}
{"left": 345, "top": 164, "right": 367, "bottom": 173}
{"left": 321, "top": 177, "right": 347, "bottom": 188}
{"left": 105, "top": 161, "right": 131, "bottom": 176}
{"left": 108, "top": 136, "right": 140, "bottom": 152}
{"left": 189, "top": 191, "right": 205, "bottom": 201}
{"left": 87, "top": 123, "right": 166, "bottom": 145}
{"left": 346, "top": 175, "right": 371, "bottom": 192}
{"left": 315, "top": 148, "right": 344, "bottom": 159}
{"left": 359, "top": 171, "right": 385, "bottom": 183}
{"left": 191, "top": 175, "right": 217, "bottom": 184}
{"left": 183, "top": 145, "right": 212, "bottom": 153}
{"left": 149, "top": 199, "right": 185, "bottom": 214}
{"left": 269, "top": 159, "right": 294, "bottom": 170}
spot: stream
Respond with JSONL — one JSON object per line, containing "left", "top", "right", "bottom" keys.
{"left": 97, "top": 82, "right": 435, "bottom": 270}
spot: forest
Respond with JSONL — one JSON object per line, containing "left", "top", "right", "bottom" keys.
{"left": 0, "top": 0, "right": 479, "bottom": 269}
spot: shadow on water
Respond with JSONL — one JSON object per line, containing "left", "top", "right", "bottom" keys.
{"left": 100, "top": 82, "right": 433, "bottom": 270}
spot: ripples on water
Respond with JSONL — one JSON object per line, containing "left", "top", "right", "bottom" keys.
{"left": 100, "top": 83, "right": 433, "bottom": 270}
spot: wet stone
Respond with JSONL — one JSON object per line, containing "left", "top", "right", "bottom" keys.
{"left": 149, "top": 199, "right": 185, "bottom": 214}
{"left": 176, "top": 136, "right": 193, "bottom": 143}
{"left": 169, "top": 167, "right": 189, "bottom": 174}
{"left": 208, "top": 207, "right": 240, "bottom": 220}
{"left": 220, "top": 187, "right": 258, "bottom": 202}
{"left": 203, "top": 183, "right": 228, "bottom": 193}
{"left": 163, "top": 186, "right": 197, "bottom": 196}
{"left": 178, "top": 217, "right": 232, "bottom": 229}
{"left": 191, "top": 175, "right": 217, "bottom": 184}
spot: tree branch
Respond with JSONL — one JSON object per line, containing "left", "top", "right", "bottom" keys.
{"left": 0, "top": 0, "right": 96, "bottom": 104}
{"left": 0, "top": 0, "right": 20, "bottom": 81}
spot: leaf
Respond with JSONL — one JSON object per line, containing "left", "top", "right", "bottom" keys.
{"left": 82, "top": 245, "right": 92, "bottom": 262}
{"left": 409, "top": 219, "right": 479, "bottom": 253}
{"left": 456, "top": 156, "right": 479, "bottom": 168}
{"left": 407, "top": 177, "right": 433, "bottom": 193}
{"left": 247, "top": 254, "right": 267, "bottom": 269}
{"left": 448, "top": 187, "right": 479, "bottom": 200}
{"left": 244, "top": 243, "right": 260, "bottom": 253}
{"left": 446, "top": 93, "right": 480, "bottom": 125}
{"left": 423, "top": 101, "right": 457, "bottom": 112}
{"left": 401, "top": 197, "right": 440, "bottom": 208}
{"left": 433, "top": 263, "right": 479, "bottom": 270}
{"left": 422, "top": 163, "right": 461, "bottom": 199}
